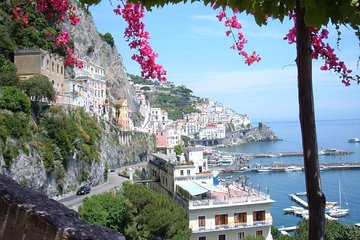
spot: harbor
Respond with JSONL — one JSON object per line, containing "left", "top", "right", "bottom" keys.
{"left": 217, "top": 120, "right": 360, "bottom": 229}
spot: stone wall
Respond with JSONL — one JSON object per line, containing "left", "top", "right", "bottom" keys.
{"left": 0, "top": 174, "right": 125, "bottom": 240}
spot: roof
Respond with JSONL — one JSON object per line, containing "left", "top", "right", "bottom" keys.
{"left": 114, "top": 99, "right": 127, "bottom": 106}
{"left": 180, "top": 182, "right": 227, "bottom": 196}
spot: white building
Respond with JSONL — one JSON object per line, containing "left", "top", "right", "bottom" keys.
{"left": 148, "top": 151, "right": 274, "bottom": 240}
{"left": 74, "top": 59, "right": 108, "bottom": 120}
{"left": 199, "top": 124, "right": 226, "bottom": 140}
{"left": 148, "top": 107, "right": 170, "bottom": 132}
{"left": 186, "top": 121, "right": 200, "bottom": 139}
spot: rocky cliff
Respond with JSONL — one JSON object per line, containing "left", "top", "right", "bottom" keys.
{"left": 220, "top": 124, "right": 279, "bottom": 147}
{"left": 0, "top": 115, "right": 155, "bottom": 197}
{"left": 65, "top": 2, "right": 141, "bottom": 124}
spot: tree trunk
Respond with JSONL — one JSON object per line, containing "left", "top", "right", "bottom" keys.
{"left": 296, "top": 1, "right": 326, "bottom": 239}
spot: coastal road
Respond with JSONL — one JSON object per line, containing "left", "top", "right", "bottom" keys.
{"left": 58, "top": 170, "right": 129, "bottom": 209}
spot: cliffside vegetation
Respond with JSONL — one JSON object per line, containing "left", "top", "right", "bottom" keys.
{"left": 129, "top": 74, "right": 199, "bottom": 120}
{"left": 0, "top": 84, "right": 101, "bottom": 173}
{"left": 79, "top": 182, "right": 191, "bottom": 239}
{"left": 0, "top": 1, "right": 69, "bottom": 65}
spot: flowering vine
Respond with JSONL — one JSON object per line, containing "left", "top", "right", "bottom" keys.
{"left": 284, "top": 13, "right": 358, "bottom": 86}
{"left": 11, "top": 0, "right": 82, "bottom": 68}
{"left": 114, "top": 1, "right": 167, "bottom": 81}
{"left": 215, "top": 7, "right": 261, "bottom": 66}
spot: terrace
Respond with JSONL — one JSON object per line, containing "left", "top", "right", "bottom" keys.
{"left": 176, "top": 182, "right": 273, "bottom": 210}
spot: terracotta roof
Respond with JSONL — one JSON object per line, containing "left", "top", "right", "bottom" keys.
{"left": 114, "top": 99, "right": 126, "bottom": 106}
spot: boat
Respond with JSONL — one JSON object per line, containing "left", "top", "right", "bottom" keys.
{"left": 328, "top": 208, "right": 349, "bottom": 218}
{"left": 295, "top": 192, "right": 307, "bottom": 196}
{"left": 328, "top": 181, "right": 349, "bottom": 218}
{"left": 348, "top": 137, "right": 360, "bottom": 143}
{"left": 285, "top": 166, "right": 302, "bottom": 172}
{"left": 258, "top": 167, "right": 271, "bottom": 172}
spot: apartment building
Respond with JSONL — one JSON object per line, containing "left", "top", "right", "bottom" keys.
{"left": 148, "top": 150, "right": 274, "bottom": 240}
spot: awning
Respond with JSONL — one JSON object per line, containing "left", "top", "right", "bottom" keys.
{"left": 180, "top": 182, "right": 227, "bottom": 196}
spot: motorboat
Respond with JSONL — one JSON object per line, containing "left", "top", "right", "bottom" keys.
{"left": 348, "top": 137, "right": 360, "bottom": 143}
{"left": 258, "top": 167, "right": 271, "bottom": 172}
{"left": 285, "top": 166, "right": 302, "bottom": 172}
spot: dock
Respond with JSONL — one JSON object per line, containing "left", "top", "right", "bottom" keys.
{"left": 245, "top": 149, "right": 353, "bottom": 158}
{"left": 278, "top": 226, "right": 298, "bottom": 232}
{"left": 289, "top": 194, "right": 308, "bottom": 208}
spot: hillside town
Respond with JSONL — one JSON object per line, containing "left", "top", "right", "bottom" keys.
{"left": 11, "top": 48, "right": 277, "bottom": 240}
{"left": 14, "top": 48, "right": 252, "bottom": 154}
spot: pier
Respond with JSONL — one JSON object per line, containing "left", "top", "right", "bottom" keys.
{"left": 220, "top": 162, "right": 360, "bottom": 173}
{"left": 289, "top": 194, "right": 308, "bottom": 208}
{"left": 243, "top": 149, "right": 353, "bottom": 159}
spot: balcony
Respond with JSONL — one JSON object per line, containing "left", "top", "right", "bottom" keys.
{"left": 191, "top": 220, "right": 272, "bottom": 233}
{"left": 188, "top": 191, "right": 270, "bottom": 209}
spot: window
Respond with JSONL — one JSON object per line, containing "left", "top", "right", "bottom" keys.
{"left": 215, "top": 214, "right": 228, "bottom": 228}
{"left": 256, "top": 230, "right": 263, "bottom": 237}
{"left": 218, "top": 234, "right": 226, "bottom": 240}
{"left": 187, "top": 170, "right": 191, "bottom": 175}
{"left": 253, "top": 210, "right": 265, "bottom": 222}
{"left": 234, "top": 212, "right": 247, "bottom": 225}
{"left": 180, "top": 170, "right": 184, "bottom": 176}
{"left": 237, "top": 232, "right": 245, "bottom": 240}
{"left": 198, "top": 237, "right": 206, "bottom": 240}
{"left": 198, "top": 216, "right": 205, "bottom": 229}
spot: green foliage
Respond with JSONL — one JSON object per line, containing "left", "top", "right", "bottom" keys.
{"left": 3, "top": 142, "right": 19, "bottom": 168}
{"left": 174, "top": 144, "right": 183, "bottom": 156}
{"left": 37, "top": 107, "right": 101, "bottom": 169}
{"left": 128, "top": 74, "right": 158, "bottom": 85}
{"left": 121, "top": 182, "right": 191, "bottom": 239}
{"left": 99, "top": 32, "right": 115, "bottom": 47}
{"left": 0, "top": 59, "right": 18, "bottom": 86}
{"left": 149, "top": 88, "right": 197, "bottom": 120}
{"left": 0, "top": 86, "right": 31, "bottom": 114}
{"left": 272, "top": 220, "right": 360, "bottom": 240}
{"left": 79, "top": 182, "right": 191, "bottom": 239}
{"left": 181, "top": 135, "right": 190, "bottom": 146}
{"left": 21, "top": 74, "right": 55, "bottom": 102}
{"left": 0, "top": 111, "right": 30, "bottom": 139}
{"left": 79, "top": 191, "right": 131, "bottom": 233}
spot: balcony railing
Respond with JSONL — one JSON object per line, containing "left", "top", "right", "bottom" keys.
{"left": 191, "top": 220, "right": 272, "bottom": 233}
{"left": 188, "top": 194, "right": 269, "bottom": 209}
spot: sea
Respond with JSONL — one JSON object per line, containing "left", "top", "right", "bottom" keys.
{"left": 218, "top": 119, "right": 360, "bottom": 228}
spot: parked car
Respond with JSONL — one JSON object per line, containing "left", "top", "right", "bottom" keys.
{"left": 76, "top": 185, "right": 91, "bottom": 195}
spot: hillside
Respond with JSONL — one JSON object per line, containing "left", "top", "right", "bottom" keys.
{"left": 0, "top": 1, "right": 155, "bottom": 197}
{"left": 129, "top": 74, "right": 199, "bottom": 120}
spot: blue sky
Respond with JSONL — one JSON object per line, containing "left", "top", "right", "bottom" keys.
{"left": 90, "top": 2, "right": 360, "bottom": 122}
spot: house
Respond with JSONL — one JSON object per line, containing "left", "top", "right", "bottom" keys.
{"left": 74, "top": 59, "right": 108, "bottom": 119}
{"left": 14, "top": 48, "right": 65, "bottom": 95}
{"left": 114, "top": 99, "right": 130, "bottom": 130}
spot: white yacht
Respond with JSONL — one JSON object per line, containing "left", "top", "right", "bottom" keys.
{"left": 348, "top": 137, "right": 360, "bottom": 143}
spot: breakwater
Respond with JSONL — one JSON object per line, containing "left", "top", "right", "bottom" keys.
{"left": 244, "top": 149, "right": 353, "bottom": 158}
